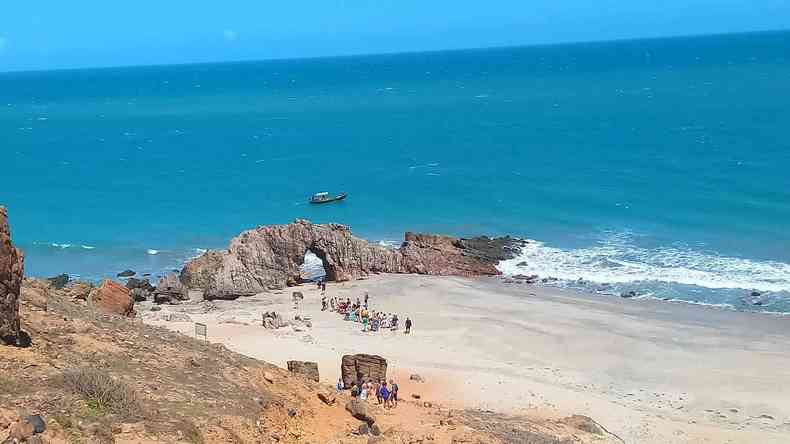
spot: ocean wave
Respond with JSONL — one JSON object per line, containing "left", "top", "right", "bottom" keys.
{"left": 80, "top": 245, "right": 96, "bottom": 250}
{"left": 51, "top": 243, "right": 73, "bottom": 249}
{"left": 497, "top": 232, "right": 790, "bottom": 293}
{"left": 299, "top": 251, "right": 326, "bottom": 280}
{"left": 147, "top": 249, "right": 159, "bottom": 255}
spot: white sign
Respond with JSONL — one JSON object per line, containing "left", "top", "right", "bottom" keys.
{"left": 195, "top": 322, "right": 207, "bottom": 342}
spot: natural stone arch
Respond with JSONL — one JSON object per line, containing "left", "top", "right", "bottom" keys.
{"left": 181, "top": 219, "right": 512, "bottom": 300}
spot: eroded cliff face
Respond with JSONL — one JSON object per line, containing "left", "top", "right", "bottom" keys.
{"left": 0, "top": 207, "right": 24, "bottom": 344}
{"left": 181, "top": 219, "right": 521, "bottom": 299}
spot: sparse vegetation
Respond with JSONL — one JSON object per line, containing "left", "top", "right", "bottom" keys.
{"left": 63, "top": 367, "right": 140, "bottom": 419}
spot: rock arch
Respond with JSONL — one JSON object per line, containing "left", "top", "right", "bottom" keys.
{"left": 181, "top": 219, "right": 517, "bottom": 300}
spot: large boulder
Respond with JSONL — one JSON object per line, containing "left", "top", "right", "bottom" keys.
{"left": 341, "top": 354, "right": 388, "bottom": 388}
{"left": 46, "top": 273, "right": 70, "bottom": 289}
{"left": 345, "top": 399, "right": 376, "bottom": 425}
{"left": 180, "top": 219, "right": 522, "bottom": 298}
{"left": 88, "top": 280, "right": 134, "bottom": 316}
{"left": 0, "top": 207, "right": 24, "bottom": 345}
{"left": 152, "top": 273, "right": 188, "bottom": 304}
{"left": 287, "top": 360, "right": 320, "bottom": 382}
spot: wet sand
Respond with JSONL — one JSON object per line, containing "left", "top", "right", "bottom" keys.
{"left": 145, "top": 274, "right": 790, "bottom": 444}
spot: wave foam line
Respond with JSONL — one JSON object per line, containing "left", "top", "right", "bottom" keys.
{"left": 497, "top": 234, "right": 790, "bottom": 293}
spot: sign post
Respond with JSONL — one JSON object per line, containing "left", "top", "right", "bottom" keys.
{"left": 195, "top": 322, "right": 207, "bottom": 342}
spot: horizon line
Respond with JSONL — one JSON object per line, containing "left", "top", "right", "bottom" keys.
{"left": 2, "top": 27, "right": 788, "bottom": 76}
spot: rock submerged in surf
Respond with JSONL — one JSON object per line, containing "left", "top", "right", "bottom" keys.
{"left": 117, "top": 269, "right": 135, "bottom": 278}
{"left": 620, "top": 291, "right": 638, "bottom": 299}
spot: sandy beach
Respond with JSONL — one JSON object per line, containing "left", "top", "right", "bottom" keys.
{"left": 145, "top": 275, "right": 790, "bottom": 443}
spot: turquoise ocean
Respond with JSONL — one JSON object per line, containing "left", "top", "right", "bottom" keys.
{"left": 2, "top": 31, "right": 789, "bottom": 312}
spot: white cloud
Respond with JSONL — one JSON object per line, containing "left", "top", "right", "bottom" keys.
{"left": 223, "top": 30, "right": 238, "bottom": 42}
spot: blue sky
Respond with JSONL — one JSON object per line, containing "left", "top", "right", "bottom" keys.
{"left": 1, "top": 1, "right": 789, "bottom": 72}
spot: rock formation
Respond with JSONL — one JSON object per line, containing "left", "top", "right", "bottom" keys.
{"left": 88, "top": 280, "right": 134, "bottom": 317}
{"left": 287, "top": 360, "right": 320, "bottom": 382}
{"left": 0, "top": 207, "right": 24, "bottom": 345}
{"left": 153, "top": 273, "right": 188, "bottom": 304}
{"left": 341, "top": 354, "right": 388, "bottom": 388}
{"left": 181, "top": 219, "right": 522, "bottom": 299}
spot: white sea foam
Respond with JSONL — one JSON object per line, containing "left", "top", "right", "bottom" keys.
{"left": 51, "top": 243, "right": 72, "bottom": 249}
{"left": 147, "top": 249, "right": 159, "bottom": 255}
{"left": 300, "top": 251, "right": 326, "bottom": 280}
{"left": 497, "top": 233, "right": 790, "bottom": 293}
{"left": 80, "top": 245, "right": 96, "bottom": 250}
{"left": 376, "top": 240, "right": 400, "bottom": 248}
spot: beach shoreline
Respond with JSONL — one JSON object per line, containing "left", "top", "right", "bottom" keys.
{"left": 144, "top": 273, "right": 790, "bottom": 444}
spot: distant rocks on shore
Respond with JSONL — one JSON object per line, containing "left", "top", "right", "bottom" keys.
{"left": 180, "top": 219, "right": 523, "bottom": 299}
{"left": 46, "top": 273, "right": 70, "bottom": 289}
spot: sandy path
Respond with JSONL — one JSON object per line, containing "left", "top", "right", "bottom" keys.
{"left": 146, "top": 275, "right": 790, "bottom": 444}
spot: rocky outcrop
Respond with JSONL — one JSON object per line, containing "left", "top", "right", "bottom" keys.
{"left": 88, "top": 280, "right": 134, "bottom": 317}
{"left": 0, "top": 207, "right": 24, "bottom": 345}
{"left": 181, "top": 220, "right": 522, "bottom": 298}
{"left": 153, "top": 273, "right": 188, "bottom": 304}
{"left": 287, "top": 360, "right": 320, "bottom": 382}
{"left": 341, "top": 354, "right": 388, "bottom": 388}
{"left": 47, "top": 273, "right": 69, "bottom": 289}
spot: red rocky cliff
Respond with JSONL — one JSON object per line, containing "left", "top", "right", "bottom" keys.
{"left": 0, "top": 207, "right": 24, "bottom": 345}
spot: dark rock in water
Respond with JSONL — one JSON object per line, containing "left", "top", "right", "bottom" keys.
{"left": 753, "top": 301, "right": 765, "bottom": 306}
{"left": 517, "top": 261, "right": 528, "bottom": 267}
{"left": 143, "top": 273, "right": 151, "bottom": 276}
{"left": 24, "top": 414, "right": 46, "bottom": 434}
{"left": 541, "top": 277, "right": 558, "bottom": 283}
{"left": 455, "top": 235, "right": 525, "bottom": 264}
{"left": 750, "top": 290, "right": 762, "bottom": 297}
{"left": 117, "top": 269, "right": 135, "bottom": 278}
{"left": 513, "top": 274, "right": 539, "bottom": 284}
{"left": 127, "top": 278, "right": 155, "bottom": 292}
{"left": 47, "top": 274, "right": 70, "bottom": 289}
{"left": 621, "top": 291, "right": 638, "bottom": 299}
{"left": 287, "top": 360, "right": 320, "bottom": 382}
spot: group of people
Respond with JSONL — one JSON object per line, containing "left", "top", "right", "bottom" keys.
{"left": 339, "top": 378, "right": 399, "bottom": 408}
{"left": 321, "top": 291, "right": 413, "bottom": 334}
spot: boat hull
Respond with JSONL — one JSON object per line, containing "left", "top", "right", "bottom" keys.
{"left": 309, "top": 193, "right": 347, "bottom": 204}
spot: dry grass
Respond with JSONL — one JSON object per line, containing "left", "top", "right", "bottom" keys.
{"left": 63, "top": 367, "right": 141, "bottom": 419}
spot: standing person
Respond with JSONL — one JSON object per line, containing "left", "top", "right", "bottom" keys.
{"left": 321, "top": 280, "right": 327, "bottom": 295}
{"left": 375, "top": 380, "right": 382, "bottom": 404}
{"left": 364, "top": 292, "right": 369, "bottom": 307}
{"left": 321, "top": 296, "right": 327, "bottom": 311}
{"left": 405, "top": 317, "right": 412, "bottom": 334}
{"left": 360, "top": 381, "right": 369, "bottom": 401}
{"left": 379, "top": 381, "right": 390, "bottom": 409}
{"left": 389, "top": 379, "right": 399, "bottom": 407}
{"left": 336, "top": 378, "right": 344, "bottom": 392}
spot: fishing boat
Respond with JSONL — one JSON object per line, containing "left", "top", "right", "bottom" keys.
{"left": 309, "top": 191, "right": 348, "bottom": 204}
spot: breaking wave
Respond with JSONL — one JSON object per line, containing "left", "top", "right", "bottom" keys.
{"left": 497, "top": 232, "right": 790, "bottom": 311}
